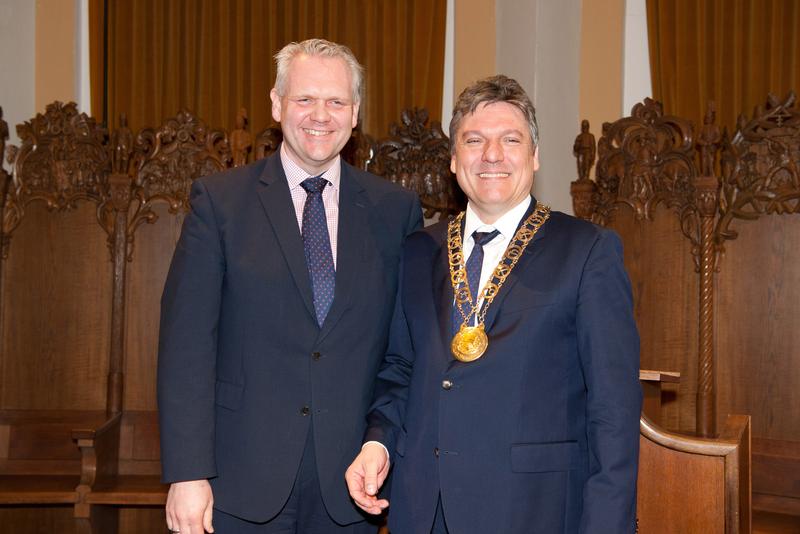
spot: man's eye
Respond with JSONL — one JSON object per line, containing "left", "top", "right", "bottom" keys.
{"left": 505, "top": 137, "right": 521, "bottom": 144}
{"left": 329, "top": 100, "right": 345, "bottom": 107}
{"left": 295, "top": 98, "right": 312, "bottom": 104}
{"left": 465, "top": 138, "right": 482, "bottom": 145}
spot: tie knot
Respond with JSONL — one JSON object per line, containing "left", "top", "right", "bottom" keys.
{"left": 301, "top": 176, "right": 328, "bottom": 195}
{"left": 472, "top": 229, "right": 500, "bottom": 247}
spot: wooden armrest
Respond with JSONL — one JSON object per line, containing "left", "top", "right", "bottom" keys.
{"left": 73, "top": 413, "right": 122, "bottom": 498}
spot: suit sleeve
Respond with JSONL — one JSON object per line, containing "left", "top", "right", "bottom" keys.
{"left": 363, "top": 248, "right": 416, "bottom": 459}
{"left": 576, "top": 230, "right": 642, "bottom": 533}
{"left": 157, "top": 179, "right": 224, "bottom": 483}
{"left": 405, "top": 192, "right": 424, "bottom": 236}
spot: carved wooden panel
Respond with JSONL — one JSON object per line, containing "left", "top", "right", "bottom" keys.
{"left": 123, "top": 204, "right": 183, "bottom": 412}
{"left": 2, "top": 102, "right": 110, "bottom": 258}
{"left": 592, "top": 98, "right": 702, "bottom": 264}
{"left": 0, "top": 203, "right": 112, "bottom": 411}
{"left": 717, "top": 92, "right": 800, "bottom": 244}
{"left": 368, "top": 108, "right": 464, "bottom": 218}
{"left": 608, "top": 203, "right": 699, "bottom": 434}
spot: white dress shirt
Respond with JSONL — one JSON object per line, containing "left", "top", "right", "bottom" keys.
{"left": 281, "top": 143, "right": 341, "bottom": 268}
{"left": 461, "top": 196, "right": 532, "bottom": 324}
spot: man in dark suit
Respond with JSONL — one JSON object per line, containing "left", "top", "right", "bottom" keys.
{"left": 158, "top": 39, "right": 421, "bottom": 534}
{"left": 346, "top": 75, "right": 641, "bottom": 533}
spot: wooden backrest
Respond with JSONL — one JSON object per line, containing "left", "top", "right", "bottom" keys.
{"left": 1, "top": 102, "right": 113, "bottom": 413}
{"left": 572, "top": 100, "right": 702, "bottom": 434}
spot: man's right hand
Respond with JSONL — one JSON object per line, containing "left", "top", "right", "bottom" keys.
{"left": 166, "top": 479, "right": 214, "bottom": 534}
{"left": 344, "top": 442, "right": 391, "bottom": 515}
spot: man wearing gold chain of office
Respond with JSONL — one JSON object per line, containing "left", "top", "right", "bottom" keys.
{"left": 346, "top": 75, "right": 642, "bottom": 534}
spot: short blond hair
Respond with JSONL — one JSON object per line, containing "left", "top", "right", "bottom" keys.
{"left": 273, "top": 38, "right": 364, "bottom": 104}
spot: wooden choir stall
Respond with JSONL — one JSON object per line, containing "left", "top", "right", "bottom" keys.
{"left": 572, "top": 93, "right": 800, "bottom": 532}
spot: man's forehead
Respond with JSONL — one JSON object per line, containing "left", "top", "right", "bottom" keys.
{"left": 458, "top": 103, "right": 529, "bottom": 135}
{"left": 284, "top": 54, "right": 353, "bottom": 94}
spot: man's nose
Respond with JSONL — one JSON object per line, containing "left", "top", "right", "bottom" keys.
{"left": 310, "top": 101, "right": 331, "bottom": 122}
{"left": 482, "top": 139, "right": 504, "bottom": 163}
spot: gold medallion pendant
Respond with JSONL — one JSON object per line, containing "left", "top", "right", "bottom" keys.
{"left": 446, "top": 202, "right": 550, "bottom": 363}
{"left": 451, "top": 324, "right": 489, "bottom": 362}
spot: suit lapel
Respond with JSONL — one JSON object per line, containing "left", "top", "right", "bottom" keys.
{"left": 483, "top": 203, "right": 550, "bottom": 332}
{"left": 433, "top": 224, "right": 454, "bottom": 363}
{"left": 256, "top": 154, "right": 316, "bottom": 321}
{"left": 318, "top": 163, "right": 368, "bottom": 341}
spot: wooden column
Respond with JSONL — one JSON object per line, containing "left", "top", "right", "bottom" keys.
{"left": 106, "top": 174, "right": 132, "bottom": 415}
{"left": 694, "top": 174, "right": 720, "bottom": 437}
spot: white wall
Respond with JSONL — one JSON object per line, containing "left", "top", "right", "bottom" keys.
{"left": 496, "top": 0, "right": 581, "bottom": 214}
{"left": 0, "top": 0, "right": 36, "bottom": 151}
{"left": 623, "top": 0, "right": 652, "bottom": 114}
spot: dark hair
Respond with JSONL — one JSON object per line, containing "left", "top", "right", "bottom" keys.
{"left": 449, "top": 75, "right": 539, "bottom": 153}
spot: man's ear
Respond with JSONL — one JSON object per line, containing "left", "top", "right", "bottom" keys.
{"left": 351, "top": 101, "right": 360, "bottom": 129}
{"left": 270, "top": 88, "right": 282, "bottom": 123}
{"left": 532, "top": 145, "right": 540, "bottom": 172}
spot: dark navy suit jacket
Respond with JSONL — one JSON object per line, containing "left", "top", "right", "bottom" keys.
{"left": 365, "top": 202, "right": 642, "bottom": 533}
{"left": 157, "top": 151, "right": 421, "bottom": 524}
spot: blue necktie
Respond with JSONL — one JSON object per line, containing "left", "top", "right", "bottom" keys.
{"left": 452, "top": 229, "right": 500, "bottom": 334}
{"left": 301, "top": 176, "right": 335, "bottom": 326}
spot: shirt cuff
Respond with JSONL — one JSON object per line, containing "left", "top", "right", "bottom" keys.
{"left": 362, "top": 440, "right": 390, "bottom": 465}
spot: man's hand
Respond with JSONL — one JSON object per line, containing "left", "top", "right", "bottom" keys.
{"left": 166, "top": 479, "right": 214, "bottom": 534}
{"left": 345, "top": 442, "right": 391, "bottom": 515}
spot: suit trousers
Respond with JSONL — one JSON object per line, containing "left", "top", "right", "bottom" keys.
{"left": 213, "top": 424, "right": 380, "bottom": 534}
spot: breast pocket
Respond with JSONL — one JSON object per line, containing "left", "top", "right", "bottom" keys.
{"left": 510, "top": 441, "right": 581, "bottom": 473}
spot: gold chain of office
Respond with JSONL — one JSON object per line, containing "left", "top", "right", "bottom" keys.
{"left": 447, "top": 202, "right": 551, "bottom": 362}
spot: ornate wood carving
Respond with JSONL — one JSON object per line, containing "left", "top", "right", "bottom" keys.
{"left": 716, "top": 92, "right": 800, "bottom": 245}
{"left": 2, "top": 102, "right": 110, "bottom": 258}
{"left": 590, "top": 98, "right": 705, "bottom": 268}
{"left": 369, "top": 108, "right": 464, "bottom": 218}
{"left": 253, "top": 126, "right": 282, "bottom": 161}
{"left": 133, "top": 109, "right": 231, "bottom": 212}
{"left": 124, "top": 110, "right": 231, "bottom": 259}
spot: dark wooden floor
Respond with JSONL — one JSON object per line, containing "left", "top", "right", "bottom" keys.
{"left": 754, "top": 511, "right": 800, "bottom": 533}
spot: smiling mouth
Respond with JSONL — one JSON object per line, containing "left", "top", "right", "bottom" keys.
{"left": 478, "top": 172, "right": 510, "bottom": 178}
{"left": 304, "top": 128, "right": 333, "bottom": 137}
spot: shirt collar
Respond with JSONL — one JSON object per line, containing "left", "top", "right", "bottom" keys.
{"left": 280, "top": 142, "right": 341, "bottom": 191}
{"left": 464, "top": 196, "right": 532, "bottom": 244}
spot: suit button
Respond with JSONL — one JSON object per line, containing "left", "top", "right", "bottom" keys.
{"left": 434, "top": 447, "right": 440, "bottom": 457}
{"left": 442, "top": 379, "right": 453, "bottom": 390}
{"left": 301, "top": 406, "right": 310, "bottom": 416}
{"left": 312, "top": 351, "right": 321, "bottom": 361}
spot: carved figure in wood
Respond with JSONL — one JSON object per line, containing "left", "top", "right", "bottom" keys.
{"left": 110, "top": 113, "right": 133, "bottom": 174}
{"left": 254, "top": 126, "right": 282, "bottom": 160}
{"left": 697, "top": 103, "right": 721, "bottom": 177}
{"left": 573, "top": 119, "right": 596, "bottom": 181}
{"left": 0, "top": 106, "right": 8, "bottom": 171}
{"left": 230, "top": 107, "right": 252, "bottom": 167}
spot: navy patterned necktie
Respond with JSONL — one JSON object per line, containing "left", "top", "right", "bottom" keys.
{"left": 301, "top": 176, "right": 335, "bottom": 326}
{"left": 452, "top": 229, "right": 500, "bottom": 334}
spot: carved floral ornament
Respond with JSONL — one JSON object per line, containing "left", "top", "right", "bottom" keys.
{"left": 368, "top": 108, "right": 463, "bottom": 218}
{"left": 0, "top": 102, "right": 461, "bottom": 259}
{"left": 572, "top": 93, "right": 800, "bottom": 272}
{"left": 717, "top": 91, "right": 800, "bottom": 244}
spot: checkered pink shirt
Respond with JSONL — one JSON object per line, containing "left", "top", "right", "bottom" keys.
{"left": 280, "top": 144, "right": 341, "bottom": 268}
